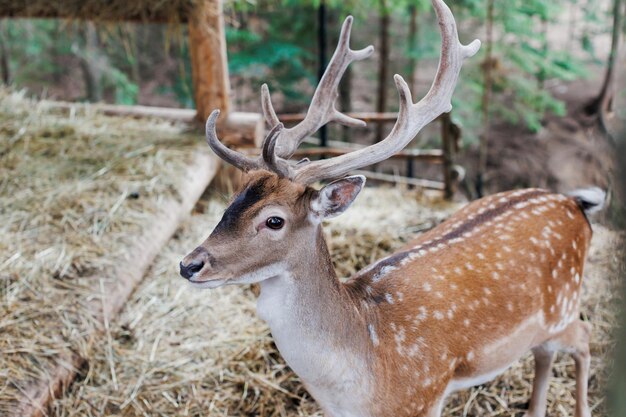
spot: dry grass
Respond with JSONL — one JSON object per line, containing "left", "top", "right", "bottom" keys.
{"left": 50, "top": 185, "right": 622, "bottom": 417}
{"left": 0, "top": 89, "right": 207, "bottom": 414}
{"left": 0, "top": 1, "right": 203, "bottom": 22}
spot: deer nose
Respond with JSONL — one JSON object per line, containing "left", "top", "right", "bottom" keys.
{"left": 179, "top": 260, "right": 205, "bottom": 279}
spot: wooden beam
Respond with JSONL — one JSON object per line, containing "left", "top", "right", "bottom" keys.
{"left": 351, "top": 170, "right": 445, "bottom": 190}
{"left": 220, "top": 111, "right": 265, "bottom": 148}
{"left": 188, "top": 0, "right": 231, "bottom": 123}
{"left": 38, "top": 101, "right": 264, "bottom": 146}
{"left": 0, "top": 8, "right": 194, "bottom": 23}
{"left": 291, "top": 147, "right": 444, "bottom": 163}
{"left": 39, "top": 100, "right": 197, "bottom": 122}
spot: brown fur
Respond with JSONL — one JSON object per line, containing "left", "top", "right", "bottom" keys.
{"left": 182, "top": 172, "right": 593, "bottom": 417}
{"left": 344, "top": 188, "right": 592, "bottom": 415}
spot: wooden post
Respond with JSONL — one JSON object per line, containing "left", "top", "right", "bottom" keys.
{"left": 441, "top": 112, "right": 454, "bottom": 200}
{"left": 188, "top": 0, "right": 231, "bottom": 123}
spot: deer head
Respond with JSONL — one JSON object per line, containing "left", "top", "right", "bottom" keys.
{"left": 179, "top": 0, "right": 480, "bottom": 287}
{"left": 179, "top": 170, "right": 365, "bottom": 287}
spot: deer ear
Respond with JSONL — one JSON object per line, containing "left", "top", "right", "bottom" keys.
{"left": 312, "top": 175, "right": 366, "bottom": 220}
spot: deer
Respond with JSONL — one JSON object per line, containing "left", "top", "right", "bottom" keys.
{"left": 179, "top": 1, "right": 605, "bottom": 416}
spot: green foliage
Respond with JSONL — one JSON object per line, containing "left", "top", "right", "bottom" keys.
{"left": 225, "top": 2, "right": 317, "bottom": 105}
{"left": 462, "top": 0, "right": 591, "bottom": 134}
{"left": 4, "top": 20, "right": 141, "bottom": 104}
{"left": 0, "top": 0, "right": 614, "bottom": 125}
{"left": 105, "top": 67, "right": 138, "bottom": 105}
{"left": 5, "top": 21, "right": 70, "bottom": 85}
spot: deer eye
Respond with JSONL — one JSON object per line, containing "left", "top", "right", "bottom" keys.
{"left": 265, "top": 216, "right": 284, "bottom": 230}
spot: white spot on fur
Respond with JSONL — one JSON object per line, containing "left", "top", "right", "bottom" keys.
{"left": 415, "top": 306, "right": 428, "bottom": 322}
{"left": 368, "top": 324, "right": 379, "bottom": 346}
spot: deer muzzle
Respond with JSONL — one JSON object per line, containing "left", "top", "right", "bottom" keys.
{"left": 179, "top": 246, "right": 211, "bottom": 280}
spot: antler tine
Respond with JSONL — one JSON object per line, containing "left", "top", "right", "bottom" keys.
{"left": 205, "top": 110, "right": 262, "bottom": 172}
{"left": 261, "top": 122, "right": 290, "bottom": 178}
{"left": 263, "top": 15, "right": 374, "bottom": 159}
{"left": 261, "top": 84, "right": 281, "bottom": 128}
{"left": 293, "top": 0, "right": 480, "bottom": 185}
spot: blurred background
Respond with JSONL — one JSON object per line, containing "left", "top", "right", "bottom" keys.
{"left": 0, "top": 0, "right": 624, "bottom": 416}
{"left": 2, "top": 0, "right": 625, "bottom": 201}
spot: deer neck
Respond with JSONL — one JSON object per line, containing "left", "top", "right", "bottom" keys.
{"left": 257, "top": 226, "right": 372, "bottom": 393}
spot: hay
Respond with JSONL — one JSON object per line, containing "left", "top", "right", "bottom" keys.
{"left": 0, "top": 88, "right": 213, "bottom": 415}
{"left": 49, "top": 185, "right": 622, "bottom": 417}
{"left": 0, "top": 1, "right": 203, "bottom": 23}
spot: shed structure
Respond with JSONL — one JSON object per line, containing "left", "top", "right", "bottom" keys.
{"left": 0, "top": 0, "right": 264, "bottom": 145}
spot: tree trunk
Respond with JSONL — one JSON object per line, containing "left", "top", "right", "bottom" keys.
{"left": 405, "top": 2, "right": 418, "bottom": 180}
{"left": 587, "top": 0, "right": 623, "bottom": 115}
{"left": 376, "top": 0, "right": 390, "bottom": 144}
{"left": 78, "top": 22, "right": 102, "bottom": 102}
{"left": 0, "top": 21, "right": 10, "bottom": 85}
{"left": 407, "top": 4, "right": 419, "bottom": 93}
{"left": 441, "top": 112, "right": 454, "bottom": 200}
{"left": 318, "top": 1, "right": 328, "bottom": 147}
{"left": 188, "top": 0, "right": 231, "bottom": 122}
{"left": 127, "top": 24, "right": 141, "bottom": 84}
{"left": 567, "top": 1, "right": 577, "bottom": 51}
{"left": 476, "top": 0, "right": 494, "bottom": 198}
{"left": 538, "top": 16, "right": 548, "bottom": 89}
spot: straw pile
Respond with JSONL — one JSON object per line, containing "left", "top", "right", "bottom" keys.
{"left": 0, "top": 89, "right": 213, "bottom": 415}
{"left": 50, "top": 185, "right": 622, "bottom": 417}
{"left": 0, "top": 0, "right": 203, "bottom": 22}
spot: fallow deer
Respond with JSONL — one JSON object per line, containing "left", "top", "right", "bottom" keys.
{"left": 179, "top": 1, "right": 605, "bottom": 416}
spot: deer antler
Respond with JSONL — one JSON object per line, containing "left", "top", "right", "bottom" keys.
{"left": 205, "top": 0, "right": 479, "bottom": 186}
{"left": 290, "top": 0, "right": 480, "bottom": 184}
{"left": 205, "top": 110, "right": 261, "bottom": 172}
{"left": 262, "top": 15, "right": 375, "bottom": 159}
{"left": 205, "top": 110, "right": 289, "bottom": 177}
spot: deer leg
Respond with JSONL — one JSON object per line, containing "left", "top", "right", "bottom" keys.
{"left": 571, "top": 321, "right": 592, "bottom": 417}
{"left": 545, "top": 319, "right": 593, "bottom": 417}
{"left": 523, "top": 346, "right": 555, "bottom": 417}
